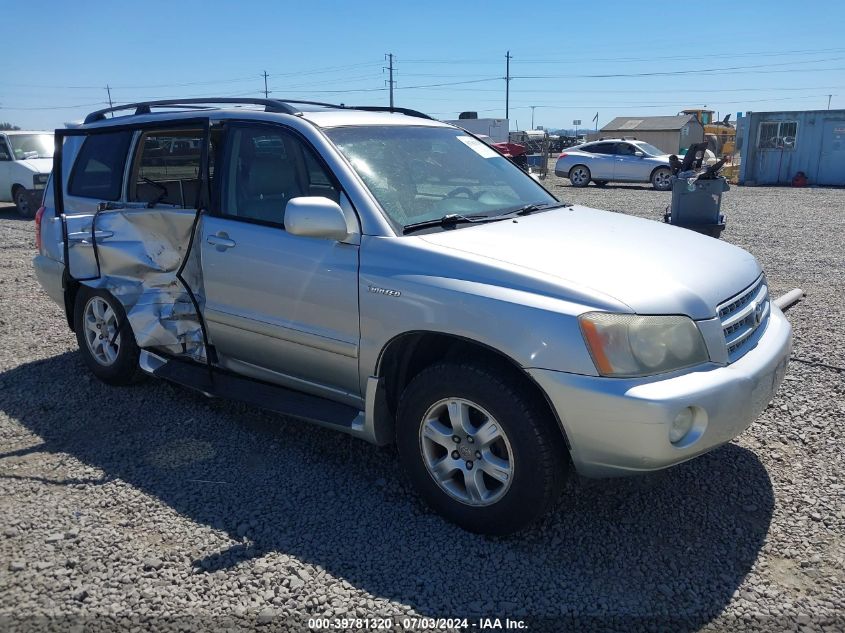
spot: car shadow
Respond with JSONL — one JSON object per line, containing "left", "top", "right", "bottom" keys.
{"left": 0, "top": 352, "right": 774, "bottom": 631}
{"left": 0, "top": 204, "right": 33, "bottom": 221}
{"left": 557, "top": 183, "right": 662, "bottom": 192}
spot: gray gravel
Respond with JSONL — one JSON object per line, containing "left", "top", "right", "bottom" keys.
{"left": 1, "top": 183, "right": 843, "bottom": 633}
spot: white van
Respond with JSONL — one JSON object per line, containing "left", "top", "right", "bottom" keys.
{"left": 0, "top": 131, "right": 53, "bottom": 217}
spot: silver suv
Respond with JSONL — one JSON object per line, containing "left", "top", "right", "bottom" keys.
{"left": 33, "top": 99, "right": 792, "bottom": 534}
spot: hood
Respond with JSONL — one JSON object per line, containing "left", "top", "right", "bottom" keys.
{"left": 418, "top": 205, "right": 761, "bottom": 319}
{"left": 17, "top": 158, "right": 53, "bottom": 174}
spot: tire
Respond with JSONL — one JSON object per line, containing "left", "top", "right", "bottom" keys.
{"left": 593, "top": 180, "right": 608, "bottom": 187}
{"left": 651, "top": 167, "right": 673, "bottom": 191}
{"left": 568, "top": 165, "right": 591, "bottom": 188}
{"left": 13, "top": 187, "right": 34, "bottom": 219}
{"left": 73, "top": 286, "right": 142, "bottom": 385}
{"left": 396, "top": 362, "right": 568, "bottom": 535}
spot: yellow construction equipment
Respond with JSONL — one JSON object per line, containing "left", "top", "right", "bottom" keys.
{"left": 682, "top": 109, "right": 736, "bottom": 158}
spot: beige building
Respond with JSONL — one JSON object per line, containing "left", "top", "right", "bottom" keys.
{"left": 588, "top": 114, "right": 704, "bottom": 154}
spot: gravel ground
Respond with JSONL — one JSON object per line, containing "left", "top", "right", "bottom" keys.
{"left": 0, "top": 183, "right": 843, "bottom": 633}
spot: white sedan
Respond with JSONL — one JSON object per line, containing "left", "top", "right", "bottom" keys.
{"left": 554, "top": 138, "right": 674, "bottom": 191}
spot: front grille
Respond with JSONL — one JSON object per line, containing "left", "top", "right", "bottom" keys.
{"left": 718, "top": 274, "right": 770, "bottom": 361}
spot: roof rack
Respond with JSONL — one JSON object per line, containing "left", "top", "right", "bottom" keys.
{"left": 347, "top": 105, "right": 433, "bottom": 120}
{"left": 84, "top": 98, "right": 300, "bottom": 124}
{"left": 83, "top": 98, "right": 433, "bottom": 124}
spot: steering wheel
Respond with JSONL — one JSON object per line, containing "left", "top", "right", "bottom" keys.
{"left": 446, "top": 186, "right": 480, "bottom": 200}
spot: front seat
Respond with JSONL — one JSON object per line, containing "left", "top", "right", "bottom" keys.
{"left": 242, "top": 154, "right": 302, "bottom": 224}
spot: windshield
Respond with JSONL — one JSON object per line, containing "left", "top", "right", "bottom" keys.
{"left": 8, "top": 134, "right": 54, "bottom": 160}
{"left": 634, "top": 141, "right": 666, "bottom": 157}
{"left": 325, "top": 126, "right": 557, "bottom": 231}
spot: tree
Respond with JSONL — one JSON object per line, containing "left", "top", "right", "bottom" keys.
{"left": 0, "top": 123, "right": 21, "bottom": 131}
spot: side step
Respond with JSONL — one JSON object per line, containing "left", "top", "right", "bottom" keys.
{"left": 143, "top": 352, "right": 363, "bottom": 433}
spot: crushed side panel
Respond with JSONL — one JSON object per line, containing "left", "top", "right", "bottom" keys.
{"left": 79, "top": 207, "right": 207, "bottom": 361}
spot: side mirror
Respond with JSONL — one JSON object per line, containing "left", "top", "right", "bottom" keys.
{"left": 285, "top": 196, "right": 349, "bottom": 241}
{"left": 634, "top": 151, "right": 645, "bottom": 157}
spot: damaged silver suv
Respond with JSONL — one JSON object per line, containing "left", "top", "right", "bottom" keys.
{"left": 34, "top": 99, "right": 792, "bottom": 534}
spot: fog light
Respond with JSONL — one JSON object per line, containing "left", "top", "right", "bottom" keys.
{"left": 670, "top": 407, "right": 695, "bottom": 444}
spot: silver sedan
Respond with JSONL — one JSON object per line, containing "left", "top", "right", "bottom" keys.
{"left": 554, "top": 139, "right": 674, "bottom": 190}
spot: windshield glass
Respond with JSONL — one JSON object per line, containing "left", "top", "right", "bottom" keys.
{"left": 634, "top": 141, "right": 666, "bottom": 156}
{"left": 325, "top": 126, "right": 557, "bottom": 231}
{"left": 8, "top": 134, "right": 54, "bottom": 160}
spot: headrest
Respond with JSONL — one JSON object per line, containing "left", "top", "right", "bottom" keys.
{"left": 246, "top": 156, "right": 291, "bottom": 197}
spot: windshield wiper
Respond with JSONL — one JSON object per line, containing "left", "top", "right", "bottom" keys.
{"left": 402, "top": 213, "right": 489, "bottom": 234}
{"left": 496, "top": 202, "right": 571, "bottom": 218}
{"left": 402, "top": 203, "right": 572, "bottom": 235}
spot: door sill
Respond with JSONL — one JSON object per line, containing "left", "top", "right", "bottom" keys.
{"left": 140, "top": 351, "right": 374, "bottom": 440}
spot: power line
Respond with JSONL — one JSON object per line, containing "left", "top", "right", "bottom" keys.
{"left": 2, "top": 60, "right": 384, "bottom": 91}
{"left": 400, "top": 46, "right": 845, "bottom": 65}
{"left": 0, "top": 102, "right": 107, "bottom": 111}
{"left": 512, "top": 56, "right": 845, "bottom": 79}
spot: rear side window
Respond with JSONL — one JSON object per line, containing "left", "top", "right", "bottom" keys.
{"left": 130, "top": 130, "right": 205, "bottom": 208}
{"left": 68, "top": 131, "right": 133, "bottom": 201}
{"left": 586, "top": 143, "right": 615, "bottom": 155}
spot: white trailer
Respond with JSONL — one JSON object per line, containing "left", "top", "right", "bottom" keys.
{"left": 444, "top": 118, "right": 510, "bottom": 143}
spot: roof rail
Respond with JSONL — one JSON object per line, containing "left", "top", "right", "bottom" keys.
{"left": 83, "top": 98, "right": 433, "bottom": 124}
{"left": 348, "top": 105, "right": 434, "bottom": 120}
{"left": 83, "top": 98, "right": 300, "bottom": 124}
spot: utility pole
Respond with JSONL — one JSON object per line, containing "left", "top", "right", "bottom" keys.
{"left": 505, "top": 51, "right": 512, "bottom": 121}
{"left": 530, "top": 106, "right": 536, "bottom": 129}
{"left": 263, "top": 71, "right": 269, "bottom": 99}
{"left": 386, "top": 53, "right": 395, "bottom": 110}
{"left": 827, "top": 94, "right": 832, "bottom": 110}
{"left": 105, "top": 84, "right": 113, "bottom": 109}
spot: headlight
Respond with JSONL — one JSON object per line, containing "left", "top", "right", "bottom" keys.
{"left": 579, "top": 312, "right": 709, "bottom": 377}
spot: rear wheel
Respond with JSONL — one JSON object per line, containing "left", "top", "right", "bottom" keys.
{"left": 651, "top": 167, "right": 673, "bottom": 191}
{"left": 396, "top": 362, "right": 568, "bottom": 535}
{"left": 13, "top": 187, "right": 34, "bottom": 218}
{"left": 73, "top": 287, "right": 141, "bottom": 385}
{"left": 568, "top": 165, "right": 591, "bottom": 188}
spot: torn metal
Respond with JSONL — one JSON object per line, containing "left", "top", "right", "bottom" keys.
{"left": 66, "top": 207, "right": 207, "bottom": 361}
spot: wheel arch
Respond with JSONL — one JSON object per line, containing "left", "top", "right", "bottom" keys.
{"left": 375, "top": 330, "right": 571, "bottom": 450}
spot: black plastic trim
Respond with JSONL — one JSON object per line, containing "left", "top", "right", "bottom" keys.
{"left": 153, "top": 357, "right": 361, "bottom": 428}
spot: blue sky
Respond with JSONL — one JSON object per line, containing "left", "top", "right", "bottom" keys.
{"left": 2, "top": 0, "right": 843, "bottom": 131}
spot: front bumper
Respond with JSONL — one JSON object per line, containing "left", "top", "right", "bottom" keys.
{"left": 529, "top": 307, "right": 792, "bottom": 478}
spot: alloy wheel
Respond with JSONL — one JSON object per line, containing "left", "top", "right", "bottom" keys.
{"left": 83, "top": 296, "right": 121, "bottom": 366}
{"left": 571, "top": 167, "right": 588, "bottom": 186}
{"left": 419, "top": 398, "right": 514, "bottom": 507}
{"left": 653, "top": 169, "right": 672, "bottom": 190}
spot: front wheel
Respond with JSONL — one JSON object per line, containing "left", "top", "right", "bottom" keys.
{"left": 651, "top": 167, "right": 673, "bottom": 191}
{"left": 73, "top": 287, "right": 141, "bottom": 385}
{"left": 13, "top": 187, "right": 34, "bottom": 218}
{"left": 397, "top": 362, "right": 568, "bottom": 535}
{"left": 568, "top": 165, "right": 591, "bottom": 187}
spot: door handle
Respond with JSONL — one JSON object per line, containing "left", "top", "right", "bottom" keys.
{"left": 67, "top": 230, "right": 114, "bottom": 243}
{"left": 207, "top": 233, "right": 236, "bottom": 250}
